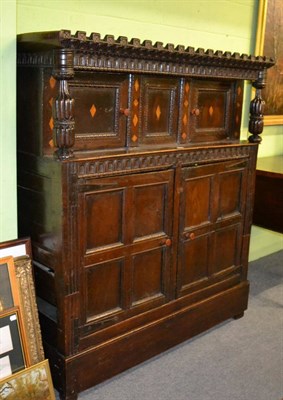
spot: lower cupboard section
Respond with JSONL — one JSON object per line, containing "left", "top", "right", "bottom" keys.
{"left": 45, "top": 281, "right": 249, "bottom": 400}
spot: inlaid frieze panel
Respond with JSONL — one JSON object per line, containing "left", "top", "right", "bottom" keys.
{"left": 129, "top": 75, "right": 140, "bottom": 145}
{"left": 42, "top": 69, "right": 58, "bottom": 154}
{"left": 179, "top": 79, "right": 190, "bottom": 144}
{"left": 233, "top": 81, "right": 244, "bottom": 139}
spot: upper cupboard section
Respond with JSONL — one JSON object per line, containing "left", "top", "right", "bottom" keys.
{"left": 43, "top": 71, "right": 244, "bottom": 153}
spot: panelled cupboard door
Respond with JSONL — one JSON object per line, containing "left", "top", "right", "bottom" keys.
{"left": 188, "top": 80, "right": 236, "bottom": 142}
{"left": 130, "top": 75, "right": 180, "bottom": 146}
{"left": 177, "top": 159, "right": 248, "bottom": 297}
{"left": 68, "top": 72, "right": 129, "bottom": 150}
{"left": 77, "top": 170, "right": 174, "bottom": 333}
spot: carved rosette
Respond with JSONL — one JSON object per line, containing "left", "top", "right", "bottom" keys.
{"left": 52, "top": 49, "right": 75, "bottom": 159}
{"left": 248, "top": 70, "right": 266, "bottom": 143}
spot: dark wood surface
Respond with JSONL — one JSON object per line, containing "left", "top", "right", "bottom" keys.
{"left": 16, "top": 30, "right": 274, "bottom": 400}
{"left": 253, "top": 155, "right": 283, "bottom": 233}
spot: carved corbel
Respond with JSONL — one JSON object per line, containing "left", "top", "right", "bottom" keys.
{"left": 52, "top": 49, "right": 75, "bottom": 160}
{"left": 248, "top": 69, "right": 267, "bottom": 143}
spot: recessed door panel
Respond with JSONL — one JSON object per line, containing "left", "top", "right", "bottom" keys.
{"left": 178, "top": 235, "right": 210, "bottom": 292}
{"left": 183, "top": 175, "right": 212, "bottom": 228}
{"left": 213, "top": 224, "right": 240, "bottom": 274}
{"left": 85, "top": 258, "right": 124, "bottom": 321}
{"left": 132, "top": 247, "right": 165, "bottom": 305}
{"left": 133, "top": 182, "right": 168, "bottom": 240}
{"left": 218, "top": 170, "right": 243, "bottom": 219}
{"left": 84, "top": 189, "right": 124, "bottom": 251}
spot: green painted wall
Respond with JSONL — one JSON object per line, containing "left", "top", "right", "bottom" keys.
{"left": 0, "top": 0, "right": 282, "bottom": 257}
{"left": 0, "top": 0, "right": 17, "bottom": 241}
{"left": 16, "top": 0, "right": 257, "bottom": 53}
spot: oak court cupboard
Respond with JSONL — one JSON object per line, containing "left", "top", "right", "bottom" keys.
{"left": 16, "top": 29, "right": 274, "bottom": 399}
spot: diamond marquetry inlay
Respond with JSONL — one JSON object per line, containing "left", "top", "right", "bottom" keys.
{"left": 132, "top": 134, "right": 138, "bottom": 142}
{"left": 237, "top": 86, "right": 242, "bottom": 96}
{"left": 184, "top": 99, "right": 189, "bottom": 108}
{"left": 156, "top": 105, "right": 161, "bottom": 120}
{"left": 134, "top": 79, "right": 139, "bottom": 92}
{"left": 49, "top": 139, "right": 54, "bottom": 148}
{"left": 185, "top": 82, "right": 190, "bottom": 93}
{"left": 90, "top": 104, "right": 97, "bottom": 118}
{"left": 209, "top": 106, "right": 214, "bottom": 117}
{"left": 49, "top": 98, "right": 53, "bottom": 108}
{"left": 133, "top": 99, "right": 139, "bottom": 107}
{"left": 49, "top": 76, "right": 56, "bottom": 89}
{"left": 133, "top": 114, "right": 138, "bottom": 127}
{"left": 183, "top": 114, "right": 188, "bottom": 125}
{"left": 182, "top": 132, "right": 187, "bottom": 140}
{"left": 49, "top": 117, "right": 54, "bottom": 131}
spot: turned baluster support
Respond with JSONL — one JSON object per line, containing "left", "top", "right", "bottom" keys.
{"left": 52, "top": 49, "right": 75, "bottom": 160}
{"left": 248, "top": 69, "right": 267, "bottom": 143}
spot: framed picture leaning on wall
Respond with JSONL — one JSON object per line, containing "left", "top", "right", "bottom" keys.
{"left": 255, "top": 0, "right": 283, "bottom": 125}
{"left": 0, "top": 359, "right": 55, "bottom": 400}
{"left": 0, "top": 237, "right": 32, "bottom": 259}
{"left": 0, "top": 308, "right": 28, "bottom": 380}
{"left": 0, "top": 252, "right": 44, "bottom": 366}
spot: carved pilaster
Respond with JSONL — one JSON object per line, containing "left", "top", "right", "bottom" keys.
{"left": 248, "top": 69, "right": 267, "bottom": 143}
{"left": 52, "top": 49, "right": 75, "bottom": 159}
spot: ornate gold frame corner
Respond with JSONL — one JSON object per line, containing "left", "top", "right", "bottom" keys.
{"left": 14, "top": 255, "right": 45, "bottom": 365}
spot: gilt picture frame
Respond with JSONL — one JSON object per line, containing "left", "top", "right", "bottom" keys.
{"left": 0, "top": 359, "right": 55, "bottom": 400}
{"left": 255, "top": 0, "right": 283, "bottom": 125}
{"left": 0, "top": 256, "right": 42, "bottom": 367}
{"left": 13, "top": 256, "right": 45, "bottom": 366}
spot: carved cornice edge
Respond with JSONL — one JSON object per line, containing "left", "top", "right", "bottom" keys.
{"left": 17, "top": 29, "right": 275, "bottom": 78}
